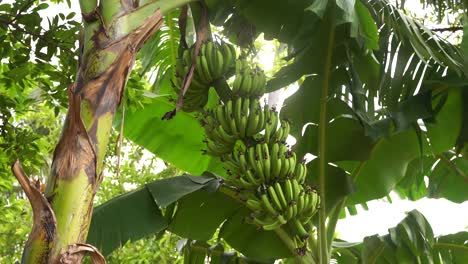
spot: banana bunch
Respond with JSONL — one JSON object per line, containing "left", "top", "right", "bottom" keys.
{"left": 200, "top": 97, "right": 265, "bottom": 146}
{"left": 174, "top": 40, "right": 236, "bottom": 112}
{"left": 245, "top": 180, "right": 319, "bottom": 237}
{"left": 187, "top": 41, "right": 321, "bottom": 253}
{"left": 232, "top": 62, "right": 267, "bottom": 98}
{"left": 223, "top": 143, "right": 308, "bottom": 188}
{"left": 178, "top": 40, "right": 236, "bottom": 85}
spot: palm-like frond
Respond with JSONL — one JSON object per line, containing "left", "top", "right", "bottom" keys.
{"left": 361, "top": 0, "right": 464, "bottom": 109}
{"left": 138, "top": 9, "right": 181, "bottom": 94}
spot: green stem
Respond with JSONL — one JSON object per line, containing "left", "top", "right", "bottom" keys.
{"left": 437, "top": 153, "right": 467, "bottom": 179}
{"left": 318, "top": 8, "right": 336, "bottom": 264}
{"left": 326, "top": 198, "right": 345, "bottom": 249}
{"left": 326, "top": 161, "right": 365, "bottom": 251}
{"left": 274, "top": 228, "right": 316, "bottom": 264}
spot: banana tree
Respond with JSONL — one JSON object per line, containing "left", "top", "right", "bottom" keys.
{"left": 9, "top": 0, "right": 468, "bottom": 263}
{"left": 11, "top": 0, "right": 195, "bottom": 263}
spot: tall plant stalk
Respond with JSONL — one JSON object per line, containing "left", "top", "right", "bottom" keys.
{"left": 12, "top": 0, "right": 194, "bottom": 263}
{"left": 318, "top": 5, "right": 336, "bottom": 264}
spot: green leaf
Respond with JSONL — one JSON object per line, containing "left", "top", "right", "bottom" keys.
{"left": 435, "top": 232, "right": 468, "bottom": 263}
{"left": 428, "top": 156, "right": 468, "bottom": 203}
{"left": 168, "top": 187, "right": 242, "bottom": 241}
{"left": 305, "top": 0, "right": 329, "bottom": 18}
{"left": 146, "top": 174, "right": 217, "bottom": 208}
{"left": 307, "top": 160, "right": 355, "bottom": 214}
{"left": 345, "top": 129, "right": 421, "bottom": 204}
{"left": 298, "top": 117, "right": 374, "bottom": 162}
{"left": 88, "top": 175, "right": 223, "bottom": 255}
{"left": 219, "top": 208, "right": 292, "bottom": 262}
{"left": 121, "top": 96, "right": 224, "bottom": 175}
{"left": 333, "top": 210, "right": 441, "bottom": 263}
{"left": 425, "top": 87, "right": 463, "bottom": 154}
{"left": 395, "top": 156, "right": 434, "bottom": 201}
{"left": 355, "top": 0, "right": 379, "bottom": 50}
{"left": 87, "top": 186, "right": 168, "bottom": 256}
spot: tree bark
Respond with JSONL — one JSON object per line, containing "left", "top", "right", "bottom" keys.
{"left": 13, "top": 0, "right": 194, "bottom": 263}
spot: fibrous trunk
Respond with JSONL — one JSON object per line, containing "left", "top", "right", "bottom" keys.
{"left": 13, "top": 0, "right": 192, "bottom": 263}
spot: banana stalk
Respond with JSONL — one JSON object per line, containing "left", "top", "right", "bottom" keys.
{"left": 15, "top": 1, "right": 195, "bottom": 263}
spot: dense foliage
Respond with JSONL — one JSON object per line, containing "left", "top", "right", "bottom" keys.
{"left": 1, "top": 0, "right": 467, "bottom": 263}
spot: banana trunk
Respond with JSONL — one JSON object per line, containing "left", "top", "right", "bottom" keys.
{"left": 14, "top": 0, "right": 194, "bottom": 263}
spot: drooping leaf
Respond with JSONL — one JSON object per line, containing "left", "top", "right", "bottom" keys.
{"left": 168, "top": 187, "right": 242, "bottom": 241}
{"left": 88, "top": 186, "right": 168, "bottom": 256}
{"left": 428, "top": 155, "right": 468, "bottom": 203}
{"left": 88, "top": 175, "right": 223, "bottom": 255}
{"left": 344, "top": 129, "right": 421, "bottom": 204}
{"left": 425, "top": 87, "right": 463, "bottom": 154}
{"left": 219, "top": 208, "right": 292, "bottom": 262}
{"left": 306, "top": 160, "right": 355, "bottom": 214}
{"left": 121, "top": 96, "right": 224, "bottom": 175}
{"left": 146, "top": 174, "right": 217, "bottom": 208}
{"left": 331, "top": 210, "right": 468, "bottom": 263}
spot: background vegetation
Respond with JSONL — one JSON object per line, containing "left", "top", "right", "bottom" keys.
{"left": 1, "top": 0, "right": 467, "bottom": 263}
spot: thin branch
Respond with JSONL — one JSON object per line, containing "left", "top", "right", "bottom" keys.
{"left": 430, "top": 26, "right": 463, "bottom": 32}
{"left": 436, "top": 154, "right": 467, "bottom": 180}
{"left": 162, "top": 2, "right": 209, "bottom": 120}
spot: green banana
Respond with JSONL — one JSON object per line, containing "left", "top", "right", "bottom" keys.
{"left": 200, "top": 55, "right": 213, "bottom": 83}
{"left": 267, "top": 186, "right": 284, "bottom": 211}
{"left": 216, "top": 105, "right": 232, "bottom": 134}
{"left": 284, "top": 179, "right": 294, "bottom": 202}
{"left": 293, "top": 219, "right": 309, "bottom": 238}
{"left": 232, "top": 75, "right": 242, "bottom": 94}
{"left": 216, "top": 125, "right": 236, "bottom": 145}
{"left": 195, "top": 55, "right": 209, "bottom": 84}
{"left": 274, "top": 182, "right": 288, "bottom": 209}
{"left": 260, "top": 193, "right": 279, "bottom": 216}
{"left": 246, "top": 198, "right": 262, "bottom": 212}
{"left": 239, "top": 115, "right": 247, "bottom": 138}
{"left": 246, "top": 106, "right": 260, "bottom": 136}
{"left": 214, "top": 48, "right": 224, "bottom": 78}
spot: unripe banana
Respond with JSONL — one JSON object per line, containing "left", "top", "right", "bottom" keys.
{"left": 246, "top": 107, "right": 260, "bottom": 136}
{"left": 291, "top": 178, "right": 301, "bottom": 201}
{"left": 274, "top": 182, "right": 288, "bottom": 209}
{"left": 200, "top": 55, "right": 213, "bottom": 83}
{"left": 214, "top": 48, "right": 224, "bottom": 79}
{"left": 297, "top": 194, "right": 305, "bottom": 214}
{"left": 284, "top": 179, "right": 294, "bottom": 202}
{"left": 234, "top": 98, "right": 242, "bottom": 128}
{"left": 261, "top": 193, "right": 279, "bottom": 216}
{"left": 196, "top": 55, "right": 209, "bottom": 84}
{"left": 216, "top": 125, "right": 236, "bottom": 145}
{"left": 239, "top": 115, "right": 248, "bottom": 138}
{"left": 240, "top": 73, "right": 252, "bottom": 96}
{"left": 246, "top": 198, "right": 263, "bottom": 212}
{"left": 205, "top": 41, "right": 214, "bottom": 70}
{"left": 216, "top": 105, "right": 231, "bottom": 134}
{"left": 268, "top": 186, "right": 284, "bottom": 211}
{"left": 293, "top": 219, "right": 309, "bottom": 238}
{"left": 244, "top": 169, "right": 259, "bottom": 186}
{"left": 221, "top": 42, "right": 233, "bottom": 74}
